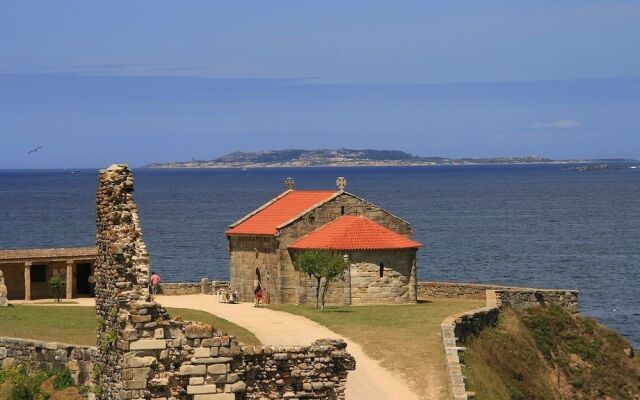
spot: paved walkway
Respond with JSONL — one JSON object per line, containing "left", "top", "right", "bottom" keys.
{"left": 157, "top": 294, "right": 420, "bottom": 400}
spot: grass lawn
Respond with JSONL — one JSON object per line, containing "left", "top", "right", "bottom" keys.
{"left": 268, "top": 297, "right": 484, "bottom": 400}
{"left": 0, "top": 305, "right": 260, "bottom": 346}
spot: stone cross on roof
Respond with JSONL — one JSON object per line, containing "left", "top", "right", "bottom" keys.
{"left": 284, "top": 177, "right": 295, "bottom": 190}
{"left": 336, "top": 176, "right": 347, "bottom": 191}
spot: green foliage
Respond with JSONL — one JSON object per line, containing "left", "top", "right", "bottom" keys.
{"left": 293, "top": 250, "right": 349, "bottom": 311}
{"left": 48, "top": 276, "right": 65, "bottom": 303}
{"left": 53, "top": 369, "right": 74, "bottom": 390}
{"left": 0, "top": 364, "right": 54, "bottom": 400}
{"left": 100, "top": 329, "right": 118, "bottom": 352}
{"left": 94, "top": 384, "right": 104, "bottom": 396}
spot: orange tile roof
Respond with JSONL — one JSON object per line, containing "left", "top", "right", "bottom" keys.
{"left": 226, "top": 190, "right": 337, "bottom": 236}
{"left": 0, "top": 247, "right": 98, "bottom": 261}
{"left": 288, "top": 215, "right": 422, "bottom": 251}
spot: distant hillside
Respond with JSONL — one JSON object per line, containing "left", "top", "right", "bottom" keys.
{"left": 145, "top": 149, "right": 565, "bottom": 168}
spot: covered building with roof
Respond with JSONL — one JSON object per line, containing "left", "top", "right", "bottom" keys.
{"left": 0, "top": 247, "right": 97, "bottom": 301}
{"left": 226, "top": 177, "right": 422, "bottom": 305}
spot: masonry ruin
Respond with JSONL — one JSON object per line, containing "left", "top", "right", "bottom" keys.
{"left": 93, "top": 164, "right": 355, "bottom": 400}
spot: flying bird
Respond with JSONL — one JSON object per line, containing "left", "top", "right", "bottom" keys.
{"left": 27, "top": 146, "right": 43, "bottom": 154}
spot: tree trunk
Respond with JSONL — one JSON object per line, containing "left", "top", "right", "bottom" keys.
{"left": 320, "top": 280, "right": 330, "bottom": 311}
{"left": 314, "top": 276, "right": 321, "bottom": 309}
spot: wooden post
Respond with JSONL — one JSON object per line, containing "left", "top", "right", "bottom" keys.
{"left": 66, "top": 260, "right": 74, "bottom": 299}
{"left": 24, "top": 262, "right": 31, "bottom": 301}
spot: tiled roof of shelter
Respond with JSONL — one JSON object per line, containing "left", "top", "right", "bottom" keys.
{"left": 226, "top": 190, "right": 337, "bottom": 236}
{"left": 0, "top": 247, "right": 98, "bottom": 261}
{"left": 288, "top": 215, "right": 422, "bottom": 251}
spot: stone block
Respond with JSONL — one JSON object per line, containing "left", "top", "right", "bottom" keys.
{"left": 179, "top": 365, "right": 207, "bottom": 376}
{"left": 189, "top": 377, "right": 205, "bottom": 385}
{"left": 193, "top": 394, "right": 235, "bottom": 400}
{"left": 207, "top": 364, "right": 228, "bottom": 374}
{"left": 187, "top": 384, "right": 219, "bottom": 394}
{"left": 194, "top": 347, "right": 210, "bottom": 358}
{"left": 185, "top": 322, "right": 214, "bottom": 339}
{"left": 129, "top": 339, "right": 166, "bottom": 350}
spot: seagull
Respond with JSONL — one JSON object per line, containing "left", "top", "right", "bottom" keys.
{"left": 27, "top": 146, "right": 43, "bottom": 154}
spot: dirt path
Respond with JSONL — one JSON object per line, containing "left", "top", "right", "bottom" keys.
{"left": 157, "top": 294, "right": 421, "bottom": 400}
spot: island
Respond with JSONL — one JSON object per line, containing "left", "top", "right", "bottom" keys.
{"left": 145, "top": 149, "right": 591, "bottom": 168}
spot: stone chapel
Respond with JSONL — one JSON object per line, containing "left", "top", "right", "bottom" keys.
{"left": 226, "top": 177, "right": 422, "bottom": 305}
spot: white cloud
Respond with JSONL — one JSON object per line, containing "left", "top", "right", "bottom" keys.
{"left": 533, "top": 119, "right": 581, "bottom": 129}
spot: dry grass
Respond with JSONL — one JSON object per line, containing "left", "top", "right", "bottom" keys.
{"left": 463, "top": 307, "right": 640, "bottom": 400}
{"left": 0, "top": 305, "right": 260, "bottom": 346}
{"left": 268, "top": 297, "right": 484, "bottom": 400}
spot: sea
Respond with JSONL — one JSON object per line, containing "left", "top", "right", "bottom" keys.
{"left": 0, "top": 164, "right": 638, "bottom": 347}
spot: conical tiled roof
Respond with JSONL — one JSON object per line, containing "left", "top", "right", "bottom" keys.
{"left": 288, "top": 215, "right": 422, "bottom": 251}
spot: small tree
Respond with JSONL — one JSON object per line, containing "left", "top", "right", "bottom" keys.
{"left": 293, "top": 250, "right": 349, "bottom": 311}
{"left": 49, "top": 275, "right": 65, "bottom": 303}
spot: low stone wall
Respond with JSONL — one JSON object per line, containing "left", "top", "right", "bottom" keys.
{"left": 419, "top": 281, "right": 516, "bottom": 299}
{"left": 440, "top": 287, "right": 579, "bottom": 400}
{"left": 0, "top": 336, "right": 95, "bottom": 386}
{"left": 158, "top": 280, "right": 230, "bottom": 296}
{"left": 496, "top": 288, "right": 579, "bottom": 314}
{"left": 0, "top": 270, "right": 7, "bottom": 306}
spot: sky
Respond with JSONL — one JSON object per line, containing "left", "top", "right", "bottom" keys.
{"left": 1, "top": 1, "right": 639, "bottom": 168}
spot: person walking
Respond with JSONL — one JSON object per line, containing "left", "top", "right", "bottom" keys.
{"left": 150, "top": 271, "right": 161, "bottom": 296}
{"left": 88, "top": 272, "right": 96, "bottom": 298}
{"left": 254, "top": 282, "right": 264, "bottom": 307}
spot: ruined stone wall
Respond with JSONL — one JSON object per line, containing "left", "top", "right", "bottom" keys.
{"left": 418, "top": 281, "right": 580, "bottom": 314}
{"left": 418, "top": 281, "right": 506, "bottom": 299}
{"left": 495, "top": 288, "right": 579, "bottom": 314}
{"left": 0, "top": 337, "right": 95, "bottom": 385}
{"left": 0, "top": 271, "right": 7, "bottom": 306}
{"left": 94, "top": 164, "right": 354, "bottom": 399}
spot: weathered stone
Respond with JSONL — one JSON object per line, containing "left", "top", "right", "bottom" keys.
{"left": 207, "top": 363, "right": 227, "bottom": 374}
{"left": 129, "top": 339, "right": 166, "bottom": 350}
{"left": 179, "top": 365, "right": 207, "bottom": 376}
{"left": 230, "top": 381, "right": 246, "bottom": 392}
{"left": 185, "top": 322, "right": 213, "bottom": 339}
{"left": 187, "top": 384, "right": 218, "bottom": 394}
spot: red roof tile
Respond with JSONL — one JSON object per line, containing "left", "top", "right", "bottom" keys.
{"left": 226, "top": 190, "right": 337, "bottom": 236}
{"left": 288, "top": 215, "right": 422, "bottom": 251}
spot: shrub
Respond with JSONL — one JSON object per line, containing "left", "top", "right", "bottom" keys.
{"left": 53, "top": 369, "right": 74, "bottom": 390}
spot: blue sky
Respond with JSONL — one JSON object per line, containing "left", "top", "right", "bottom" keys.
{"left": 1, "top": 1, "right": 639, "bottom": 168}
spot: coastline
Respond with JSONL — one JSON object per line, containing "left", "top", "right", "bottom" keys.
{"left": 144, "top": 160, "right": 596, "bottom": 169}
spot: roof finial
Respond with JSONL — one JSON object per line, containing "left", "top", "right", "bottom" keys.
{"left": 284, "top": 177, "right": 295, "bottom": 190}
{"left": 336, "top": 176, "right": 347, "bottom": 191}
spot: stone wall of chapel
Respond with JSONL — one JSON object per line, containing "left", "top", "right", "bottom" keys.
{"left": 277, "top": 193, "right": 413, "bottom": 304}
{"left": 228, "top": 235, "right": 280, "bottom": 303}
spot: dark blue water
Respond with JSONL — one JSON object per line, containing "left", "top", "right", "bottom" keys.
{"left": 0, "top": 165, "right": 638, "bottom": 347}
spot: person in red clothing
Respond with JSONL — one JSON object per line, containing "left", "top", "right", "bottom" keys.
{"left": 150, "top": 271, "right": 161, "bottom": 296}
{"left": 254, "top": 282, "right": 264, "bottom": 306}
